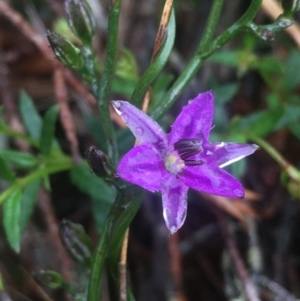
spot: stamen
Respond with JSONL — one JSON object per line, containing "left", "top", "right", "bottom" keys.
{"left": 174, "top": 138, "right": 203, "bottom": 161}
{"left": 180, "top": 149, "right": 202, "bottom": 160}
{"left": 184, "top": 159, "right": 206, "bottom": 166}
{"left": 174, "top": 139, "right": 202, "bottom": 153}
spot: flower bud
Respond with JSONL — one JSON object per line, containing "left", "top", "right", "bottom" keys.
{"left": 85, "top": 146, "right": 116, "bottom": 180}
{"left": 35, "top": 270, "right": 63, "bottom": 289}
{"left": 59, "top": 219, "right": 93, "bottom": 266}
{"left": 47, "top": 31, "right": 82, "bottom": 68}
{"left": 65, "top": 0, "right": 95, "bottom": 46}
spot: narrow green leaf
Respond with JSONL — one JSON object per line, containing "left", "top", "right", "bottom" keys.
{"left": 131, "top": 8, "right": 176, "bottom": 106}
{"left": 0, "top": 154, "right": 16, "bottom": 182}
{"left": 70, "top": 163, "right": 114, "bottom": 202}
{"left": 127, "top": 286, "right": 136, "bottom": 301}
{"left": 3, "top": 189, "right": 22, "bottom": 252}
{"left": 248, "top": 106, "right": 285, "bottom": 137}
{"left": 0, "top": 150, "right": 38, "bottom": 169}
{"left": 208, "top": 50, "right": 239, "bottom": 67}
{"left": 283, "top": 49, "right": 300, "bottom": 90}
{"left": 40, "top": 105, "right": 60, "bottom": 156}
{"left": 19, "top": 91, "right": 42, "bottom": 141}
{"left": 19, "top": 179, "right": 41, "bottom": 232}
{"left": 213, "top": 82, "right": 239, "bottom": 105}
{"left": 70, "top": 163, "right": 114, "bottom": 231}
{"left": 235, "top": 106, "right": 285, "bottom": 137}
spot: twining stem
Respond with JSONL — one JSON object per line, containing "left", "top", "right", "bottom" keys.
{"left": 151, "top": 0, "right": 262, "bottom": 120}
{"left": 248, "top": 134, "right": 300, "bottom": 182}
{"left": 98, "top": 0, "right": 123, "bottom": 166}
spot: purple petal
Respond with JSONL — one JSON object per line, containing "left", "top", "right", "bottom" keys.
{"left": 161, "top": 174, "right": 188, "bottom": 235}
{"left": 180, "top": 164, "right": 245, "bottom": 198}
{"left": 212, "top": 142, "right": 259, "bottom": 168}
{"left": 117, "top": 144, "right": 167, "bottom": 192}
{"left": 112, "top": 100, "right": 167, "bottom": 151}
{"left": 168, "top": 91, "right": 214, "bottom": 146}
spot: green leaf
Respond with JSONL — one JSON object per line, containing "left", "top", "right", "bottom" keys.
{"left": 127, "top": 285, "right": 136, "bottom": 301}
{"left": 213, "top": 83, "right": 239, "bottom": 105}
{"left": 283, "top": 49, "right": 300, "bottom": 90}
{"left": 258, "top": 57, "right": 283, "bottom": 84}
{"left": 150, "top": 73, "right": 174, "bottom": 111}
{"left": 84, "top": 115, "right": 106, "bottom": 151}
{"left": 274, "top": 104, "right": 300, "bottom": 130}
{"left": 208, "top": 50, "right": 239, "bottom": 67}
{"left": 234, "top": 106, "right": 285, "bottom": 137}
{"left": 0, "top": 154, "right": 16, "bottom": 182}
{"left": 40, "top": 105, "right": 59, "bottom": 156}
{"left": 0, "top": 150, "right": 38, "bottom": 169}
{"left": 3, "top": 189, "right": 22, "bottom": 252}
{"left": 290, "top": 123, "right": 300, "bottom": 140}
{"left": 19, "top": 180, "right": 41, "bottom": 232}
{"left": 131, "top": 8, "right": 176, "bottom": 106}
{"left": 19, "top": 91, "right": 42, "bottom": 141}
{"left": 116, "top": 128, "right": 135, "bottom": 157}
{"left": 70, "top": 163, "right": 114, "bottom": 231}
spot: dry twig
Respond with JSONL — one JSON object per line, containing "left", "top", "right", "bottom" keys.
{"left": 220, "top": 216, "right": 260, "bottom": 301}
{"left": 54, "top": 69, "right": 81, "bottom": 163}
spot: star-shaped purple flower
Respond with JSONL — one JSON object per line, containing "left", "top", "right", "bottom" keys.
{"left": 112, "top": 91, "right": 258, "bottom": 234}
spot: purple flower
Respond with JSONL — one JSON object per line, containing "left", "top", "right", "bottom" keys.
{"left": 112, "top": 92, "right": 258, "bottom": 234}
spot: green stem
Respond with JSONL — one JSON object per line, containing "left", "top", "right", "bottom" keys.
{"left": 0, "top": 156, "right": 73, "bottom": 204}
{"left": 151, "top": 0, "right": 262, "bottom": 120}
{"left": 197, "top": 0, "right": 225, "bottom": 52}
{"left": 98, "top": 0, "right": 122, "bottom": 166}
{"left": 249, "top": 134, "right": 300, "bottom": 182}
{"left": 87, "top": 218, "right": 111, "bottom": 301}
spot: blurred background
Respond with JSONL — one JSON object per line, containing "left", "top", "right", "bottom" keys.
{"left": 1, "top": 0, "right": 300, "bottom": 300}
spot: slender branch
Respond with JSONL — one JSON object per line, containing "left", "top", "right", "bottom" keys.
{"left": 87, "top": 219, "right": 111, "bottom": 301}
{"left": 261, "top": 0, "right": 300, "bottom": 49}
{"left": 151, "top": 0, "right": 262, "bottom": 120}
{"left": 98, "top": 0, "right": 123, "bottom": 165}
{"left": 54, "top": 69, "right": 81, "bottom": 163}
{"left": 249, "top": 134, "right": 300, "bottom": 182}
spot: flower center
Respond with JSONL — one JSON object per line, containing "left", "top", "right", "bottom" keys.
{"left": 165, "top": 153, "right": 185, "bottom": 174}
{"left": 164, "top": 138, "right": 206, "bottom": 174}
{"left": 174, "top": 138, "right": 206, "bottom": 166}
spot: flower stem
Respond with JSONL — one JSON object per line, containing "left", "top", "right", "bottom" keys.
{"left": 98, "top": 0, "right": 122, "bottom": 166}
{"left": 87, "top": 219, "right": 111, "bottom": 301}
{"left": 249, "top": 134, "right": 300, "bottom": 183}
{"left": 151, "top": 0, "right": 262, "bottom": 120}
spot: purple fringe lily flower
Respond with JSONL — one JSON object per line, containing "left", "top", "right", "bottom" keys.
{"left": 112, "top": 91, "right": 258, "bottom": 234}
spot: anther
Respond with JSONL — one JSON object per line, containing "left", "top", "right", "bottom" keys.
{"left": 184, "top": 159, "right": 206, "bottom": 166}
{"left": 174, "top": 138, "right": 202, "bottom": 159}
